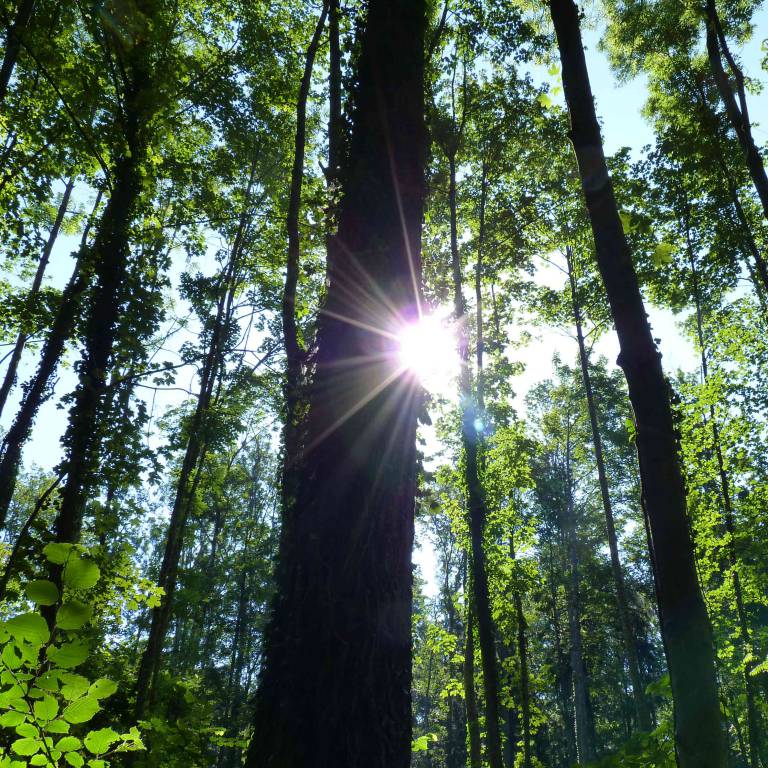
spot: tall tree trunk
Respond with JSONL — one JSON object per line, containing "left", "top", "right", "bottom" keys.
{"left": 464, "top": 603, "right": 482, "bottom": 768}
{"left": 509, "top": 535, "right": 532, "bottom": 768}
{"left": 562, "top": 433, "right": 597, "bottom": 764}
{"left": 448, "top": 150, "right": 504, "bottom": 768}
{"left": 566, "top": 246, "right": 652, "bottom": 732}
{"left": 281, "top": 1, "right": 329, "bottom": 512}
{"left": 703, "top": 0, "right": 768, "bottom": 224}
{"left": 0, "top": 189, "right": 102, "bottom": 528}
{"left": 245, "top": 2, "right": 426, "bottom": 764}
{"left": 0, "top": 0, "right": 36, "bottom": 105}
{"left": 549, "top": 2, "right": 727, "bottom": 765}
{"left": 0, "top": 175, "right": 74, "bottom": 419}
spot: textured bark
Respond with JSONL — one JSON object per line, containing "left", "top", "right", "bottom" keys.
{"left": 549, "top": 2, "right": 727, "bottom": 765}
{"left": 704, "top": 0, "right": 768, "bottom": 225}
{"left": 0, "top": 0, "right": 36, "bottom": 105}
{"left": 0, "top": 175, "right": 74, "bottom": 419}
{"left": 566, "top": 247, "right": 652, "bottom": 732}
{"left": 281, "top": 1, "right": 329, "bottom": 511}
{"left": 448, "top": 149, "right": 504, "bottom": 768}
{"left": 246, "top": 2, "right": 426, "bottom": 764}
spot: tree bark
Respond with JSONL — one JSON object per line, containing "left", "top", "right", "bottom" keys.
{"left": 0, "top": 175, "right": 74, "bottom": 419}
{"left": 549, "top": 2, "right": 727, "bottom": 765}
{"left": 703, "top": 0, "right": 768, "bottom": 224}
{"left": 464, "top": 604, "right": 482, "bottom": 768}
{"left": 448, "top": 150, "right": 504, "bottom": 768}
{"left": 0, "top": 0, "right": 36, "bottom": 105}
{"left": 245, "top": 2, "right": 426, "bottom": 764}
{"left": 566, "top": 246, "right": 652, "bottom": 732}
{"left": 281, "top": 1, "right": 329, "bottom": 512}
{"left": 562, "top": 429, "right": 597, "bottom": 764}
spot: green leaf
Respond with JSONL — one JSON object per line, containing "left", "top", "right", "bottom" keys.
{"left": 60, "top": 674, "right": 90, "bottom": 700}
{"left": 62, "top": 696, "right": 99, "bottom": 724}
{"left": 56, "top": 602, "right": 93, "bottom": 631}
{"left": 25, "top": 580, "right": 59, "bottom": 606}
{"left": 29, "top": 756, "right": 49, "bottom": 766}
{"left": 547, "top": 63, "right": 560, "bottom": 76}
{"left": 62, "top": 558, "right": 100, "bottom": 591}
{"left": 652, "top": 241, "right": 674, "bottom": 266}
{"left": 88, "top": 679, "right": 117, "bottom": 700}
{"left": 65, "top": 753, "right": 84, "bottom": 768}
{"left": 42, "top": 543, "right": 76, "bottom": 565}
{"left": 5, "top": 614, "right": 50, "bottom": 647}
{"left": 84, "top": 727, "right": 118, "bottom": 755}
{"left": 15, "top": 723, "right": 38, "bottom": 738}
{"left": 47, "top": 641, "right": 89, "bottom": 670}
{"left": 537, "top": 92, "right": 553, "bottom": 109}
{"left": 56, "top": 736, "right": 82, "bottom": 752}
{"left": 36, "top": 672, "right": 59, "bottom": 692}
{"left": 0, "top": 710, "right": 25, "bottom": 727}
{"left": 619, "top": 210, "right": 634, "bottom": 233}
{"left": 1, "top": 643, "right": 23, "bottom": 670}
{"left": 43, "top": 720, "right": 70, "bottom": 734}
{"left": 11, "top": 737, "right": 40, "bottom": 756}
{"left": 87, "top": 761, "right": 107, "bottom": 768}
{"left": 33, "top": 695, "right": 58, "bottom": 721}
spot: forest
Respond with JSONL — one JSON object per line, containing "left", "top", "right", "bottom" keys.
{"left": 0, "top": 0, "right": 767, "bottom": 766}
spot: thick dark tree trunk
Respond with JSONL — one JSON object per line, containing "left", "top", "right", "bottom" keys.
{"left": 0, "top": 175, "right": 74, "bottom": 419}
{"left": 281, "top": 1, "right": 329, "bottom": 512}
{"left": 704, "top": 0, "right": 768, "bottom": 224}
{"left": 245, "top": 2, "right": 426, "bottom": 765}
{"left": 566, "top": 247, "right": 652, "bottom": 732}
{"left": 0, "top": 0, "right": 36, "bottom": 105}
{"left": 562, "top": 436, "right": 597, "bottom": 764}
{"left": 448, "top": 150, "right": 504, "bottom": 768}
{"left": 549, "top": 2, "right": 727, "bottom": 765}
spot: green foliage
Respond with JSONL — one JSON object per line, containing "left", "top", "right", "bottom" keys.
{"left": 0, "top": 547, "right": 144, "bottom": 767}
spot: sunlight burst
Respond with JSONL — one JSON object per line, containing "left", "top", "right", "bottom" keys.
{"left": 396, "top": 311, "right": 459, "bottom": 397}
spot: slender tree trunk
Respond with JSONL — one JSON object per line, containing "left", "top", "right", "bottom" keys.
{"left": 703, "top": 0, "right": 768, "bottom": 224}
{"left": 448, "top": 150, "right": 504, "bottom": 768}
{"left": 281, "top": 1, "right": 329, "bottom": 512}
{"left": 509, "top": 535, "right": 532, "bottom": 768}
{"left": 246, "top": 2, "right": 426, "bottom": 764}
{"left": 566, "top": 246, "right": 652, "bottom": 732}
{"left": 135, "top": 240, "right": 242, "bottom": 716}
{"left": 464, "top": 604, "right": 482, "bottom": 768}
{"left": 562, "top": 435, "right": 597, "bottom": 764}
{"left": 0, "top": 175, "right": 74, "bottom": 419}
{"left": 549, "top": 2, "right": 727, "bottom": 765}
{"left": 0, "top": 0, "right": 36, "bottom": 105}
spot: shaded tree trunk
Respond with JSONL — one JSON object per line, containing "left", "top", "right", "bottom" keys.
{"left": 464, "top": 604, "right": 482, "bottom": 768}
{"left": 245, "top": 2, "right": 426, "bottom": 764}
{"left": 448, "top": 149, "right": 504, "bottom": 768}
{"left": 0, "top": 175, "right": 74, "bottom": 419}
{"left": 704, "top": 0, "right": 768, "bottom": 224}
{"left": 281, "top": 1, "right": 329, "bottom": 511}
{"left": 0, "top": 0, "right": 36, "bottom": 105}
{"left": 562, "top": 431, "right": 597, "bottom": 764}
{"left": 566, "top": 246, "right": 652, "bottom": 732}
{"left": 549, "top": 1, "right": 727, "bottom": 765}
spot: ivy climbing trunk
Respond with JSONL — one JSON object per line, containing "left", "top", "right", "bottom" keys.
{"left": 0, "top": 189, "right": 102, "bottom": 529}
{"left": 549, "top": 1, "right": 727, "bottom": 765}
{"left": 464, "top": 603, "right": 482, "bottom": 768}
{"left": 0, "top": 174, "right": 74, "bottom": 420}
{"left": 246, "top": 1, "right": 426, "bottom": 764}
{"left": 566, "top": 246, "right": 652, "bottom": 732}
